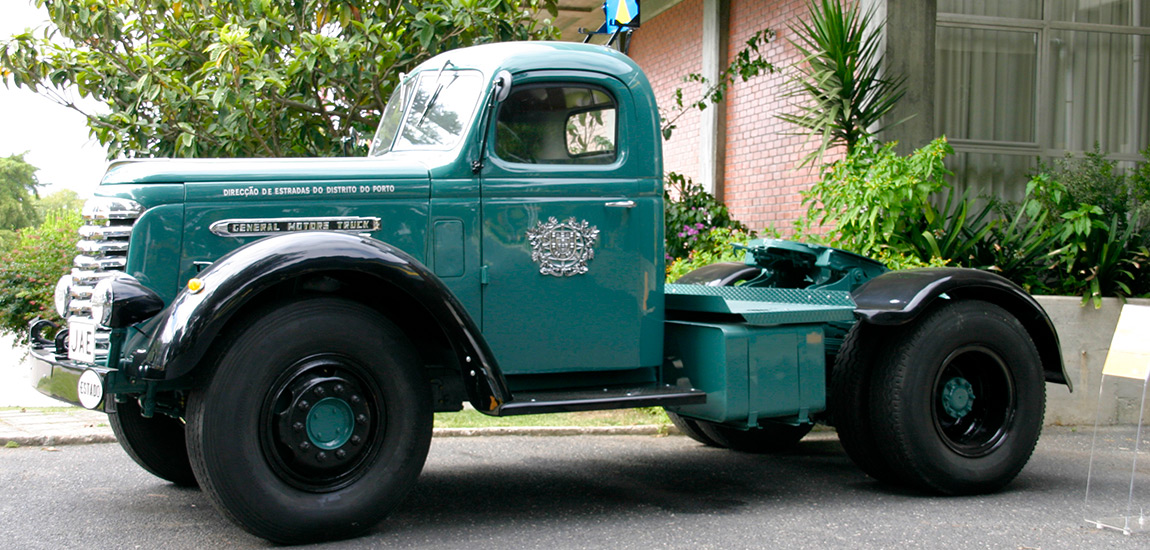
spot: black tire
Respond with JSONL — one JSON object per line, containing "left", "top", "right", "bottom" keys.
{"left": 186, "top": 297, "right": 432, "bottom": 544}
{"left": 666, "top": 411, "right": 723, "bottom": 447}
{"left": 696, "top": 421, "right": 813, "bottom": 453}
{"left": 868, "top": 300, "right": 1045, "bottom": 495}
{"left": 108, "top": 396, "right": 197, "bottom": 487}
{"left": 828, "top": 321, "right": 900, "bottom": 483}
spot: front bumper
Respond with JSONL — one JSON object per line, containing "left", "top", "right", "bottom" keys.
{"left": 27, "top": 341, "right": 97, "bottom": 408}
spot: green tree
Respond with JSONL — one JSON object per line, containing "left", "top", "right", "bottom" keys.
{"left": 1, "top": 0, "right": 559, "bottom": 159}
{"left": 0, "top": 153, "right": 41, "bottom": 233}
{"left": 34, "top": 188, "right": 83, "bottom": 220}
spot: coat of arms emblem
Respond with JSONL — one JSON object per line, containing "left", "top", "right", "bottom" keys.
{"left": 526, "top": 217, "right": 600, "bottom": 277}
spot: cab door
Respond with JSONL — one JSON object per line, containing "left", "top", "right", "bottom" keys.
{"left": 479, "top": 72, "right": 662, "bottom": 377}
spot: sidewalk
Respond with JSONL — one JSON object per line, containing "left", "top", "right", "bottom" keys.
{"left": 0, "top": 333, "right": 116, "bottom": 446}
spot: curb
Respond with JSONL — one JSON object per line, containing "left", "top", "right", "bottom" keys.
{"left": 3, "top": 433, "right": 117, "bottom": 447}
{"left": 1, "top": 423, "right": 680, "bottom": 448}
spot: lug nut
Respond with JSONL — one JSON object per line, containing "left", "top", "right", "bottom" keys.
{"left": 351, "top": 435, "right": 362, "bottom": 445}
{"left": 292, "top": 422, "right": 304, "bottom": 432}
{"left": 316, "top": 451, "right": 327, "bottom": 462}
{"left": 314, "top": 386, "right": 327, "bottom": 396}
{"left": 297, "top": 400, "right": 310, "bottom": 411}
{"left": 350, "top": 394, "right": 361, "bottom": 404}
{"left": 299, "top": 441, "right": 311, "bottom": 451}
{"left": 335, "top": 449, "right": 347, "bottom": 459}
{"left": 356, "top": 414, "right": 368, "bottom": 424}
{"left": 334, "top": 384, "right": 345, "bottom": 394}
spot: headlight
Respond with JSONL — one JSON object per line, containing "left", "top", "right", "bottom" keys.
{"left": 89, "top": 273, "right": 164, "bottom": 328}
{"left": 54, "top": 275, "right": 72, "bottom": 318}
{"left": 90, "top": 277, "right": 115, "bottom": 327}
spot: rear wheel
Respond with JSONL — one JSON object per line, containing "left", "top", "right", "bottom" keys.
{"left": 108, "top": 396, "right": 197, "bottom": 487}
{"left": 697, "top": 421, "right": 813, "bottom": 453}
{"left": 186, "top": 297, "right": 432, "bottom": 543}
{"left": 829, "top": 322, "right": 900, "bottom": 483}
{"left": 666, "top": 411, "right": 723, "bottom": 447}
{"left": 869, "top": 300, "right": 1045, "bottom": 494}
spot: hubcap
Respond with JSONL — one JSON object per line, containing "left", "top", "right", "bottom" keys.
{"left": 262, "top": 356, "right": 384, "bottom": 491}
{"left": 940, "top": 377, "right": 976, "bottom": 419}
{"left": 306, "top": 397, "right": 355, "bottom": 450}
{"left": 932, "top": 346, "right": 1014, "bottom": 458}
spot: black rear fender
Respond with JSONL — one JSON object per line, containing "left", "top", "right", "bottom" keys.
{"left": 851, "top": 268, "right": 1069, "bottom": 389}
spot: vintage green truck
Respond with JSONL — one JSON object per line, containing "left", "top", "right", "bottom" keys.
{"left": 28, "top": 41, "right": 1068, "bottom": 543}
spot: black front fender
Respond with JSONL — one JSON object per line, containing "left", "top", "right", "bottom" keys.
{"left": 137, "top": 232, "right": 508, "bottom": 404}
{"left": 852, "top": 268, "right": 1069, "bottom": 389}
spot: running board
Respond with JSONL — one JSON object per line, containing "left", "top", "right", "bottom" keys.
{"left": 495, "top": 385, "right": 706, "bottom": 416}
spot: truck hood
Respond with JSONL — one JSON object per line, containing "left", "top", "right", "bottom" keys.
{"left": 101, "top": 157, "right": 430, "bottom": 185}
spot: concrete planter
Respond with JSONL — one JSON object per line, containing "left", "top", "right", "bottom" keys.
{"left": 1039, "top": 296, "right": 1150, "bottom": 426}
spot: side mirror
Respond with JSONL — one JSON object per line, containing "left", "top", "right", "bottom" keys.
{"left": 493, "top": 70, "right": 513, "bottom": 102}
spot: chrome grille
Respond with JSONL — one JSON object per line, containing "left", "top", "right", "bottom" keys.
{"left": 68, "top": 198, "right": 143, "bottom": 359}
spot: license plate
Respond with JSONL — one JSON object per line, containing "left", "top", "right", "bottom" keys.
{"left": 68, "top": 318, "right": 97, "bottom": 364}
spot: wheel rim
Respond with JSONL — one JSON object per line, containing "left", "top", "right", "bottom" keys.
{"left": 261, "top": 355, "right": 385, "bottom": 491}
{"left": 931, "top": 345, "right": 1015, "bottom": 458}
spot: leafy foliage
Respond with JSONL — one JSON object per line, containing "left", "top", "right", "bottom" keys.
{"left": 1019, "top": 151, "right": 1150, "bottom": 305}
{"left": 33, "top": 189, "right": 82, "bottom": 221}
{"left": 664, "top": 172, "right": 750, "bottom": 263}
{"left": 802, "top": 137, "right": 953, "bottom": 257}
{"left": 666, "top": 226, "right": 754, "bottom": 282}
{"left": 803, "top": 139, "right": 1150, "bottom": 305}
{"left": 660, "top": 29, "right": 776, "bottom": 140}
{"left": 779, "top": 0, "right": 907, "bottom": 164}
{"left": 1, "top": 0, "right": 559, "bottom": 158}
{"left": 0, "top": 153, "right": 41, "bottom": 232}
{"left": 0, "top": 208, "right": 81, "bottom": 338}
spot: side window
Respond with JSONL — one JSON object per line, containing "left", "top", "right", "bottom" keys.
{"left": 495, "top": 86, "right": 617, "bottom": 165}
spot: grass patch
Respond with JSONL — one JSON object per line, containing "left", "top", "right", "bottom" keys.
{"left": 3, "top": 406, "right": 673, "bottom": 430}
{"left": 434, "top": 406, "right": 671, "bottom": 429}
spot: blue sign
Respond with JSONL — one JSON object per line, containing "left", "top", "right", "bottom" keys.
{"left": 604, "top": 0, "right": 640, "bottom": 33}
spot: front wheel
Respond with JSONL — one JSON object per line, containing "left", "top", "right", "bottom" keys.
{"left": 108, "top": 396, "right": 197, "bottom": 487}
{"left": 869, "top": 300, "right": 1045, "bottom": 494}
{"left": 186, "top": 297, "right": 432, "bottom": 544}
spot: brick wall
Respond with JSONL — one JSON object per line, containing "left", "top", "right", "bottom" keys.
{"left": 628, "top": 0, "right": 832, "bottom": 234}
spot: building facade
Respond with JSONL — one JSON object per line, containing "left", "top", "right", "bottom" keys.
{"left": 556, "top": 0, "right": 1150, "bottom": 232}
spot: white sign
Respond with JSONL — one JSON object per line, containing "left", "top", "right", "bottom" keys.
{"left": 77, "top": 369, "right": 104, "bottom": 410}
{"left": 1102, "top": 305, "right": 1150, "bottom": 381}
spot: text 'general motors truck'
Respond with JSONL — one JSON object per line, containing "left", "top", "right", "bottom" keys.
{"left": 27, "top": 42, "right": 1068, "bottom": 544}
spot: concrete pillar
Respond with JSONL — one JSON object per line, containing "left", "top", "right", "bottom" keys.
{"left": 700, "top": 0, "right": 729, "bottom": 197}
{"left": 882, "top": 0, "right": 936, "bottom": 154}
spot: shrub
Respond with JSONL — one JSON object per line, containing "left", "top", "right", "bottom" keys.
{"left": 1020, "top": 153, "right": 1150, "bottom": 305}
{"left": 803, "top": 136, "right": 953, "bottom": 257}
{"left": 666, "top": 226, "right": 755, "bottom": 282}
{"left": 0, "top": 209, "right": 81, "bottom": 338}
{"left": 801, "top": 138, "right": 1149, "bottom": 305}
{"left": 664, "top": 172, "right": 749, "bottom": 263}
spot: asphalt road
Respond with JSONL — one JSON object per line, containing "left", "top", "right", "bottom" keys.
{"left": 1, "top": 428, "right": 1147, "bottom": 549}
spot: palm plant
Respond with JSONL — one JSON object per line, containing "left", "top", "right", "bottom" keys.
{"left": 779, "top": 0, "right": 907, "bottom": 165}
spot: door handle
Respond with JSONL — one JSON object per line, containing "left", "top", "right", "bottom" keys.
{"left": 605, "top": 200, "right": 636, "bottom": 209}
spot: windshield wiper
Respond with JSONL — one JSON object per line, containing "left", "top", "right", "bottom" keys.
{"left": 415, "top": 59, "right": 456, "bottom": 128}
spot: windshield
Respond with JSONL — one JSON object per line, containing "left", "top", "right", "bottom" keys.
{"left": 368, "top": 69, "right": 484, "bottom": 156}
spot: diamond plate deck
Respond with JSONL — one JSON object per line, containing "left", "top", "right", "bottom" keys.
{"left": 664, "top": 283, "right": 857, "bottom": 326}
